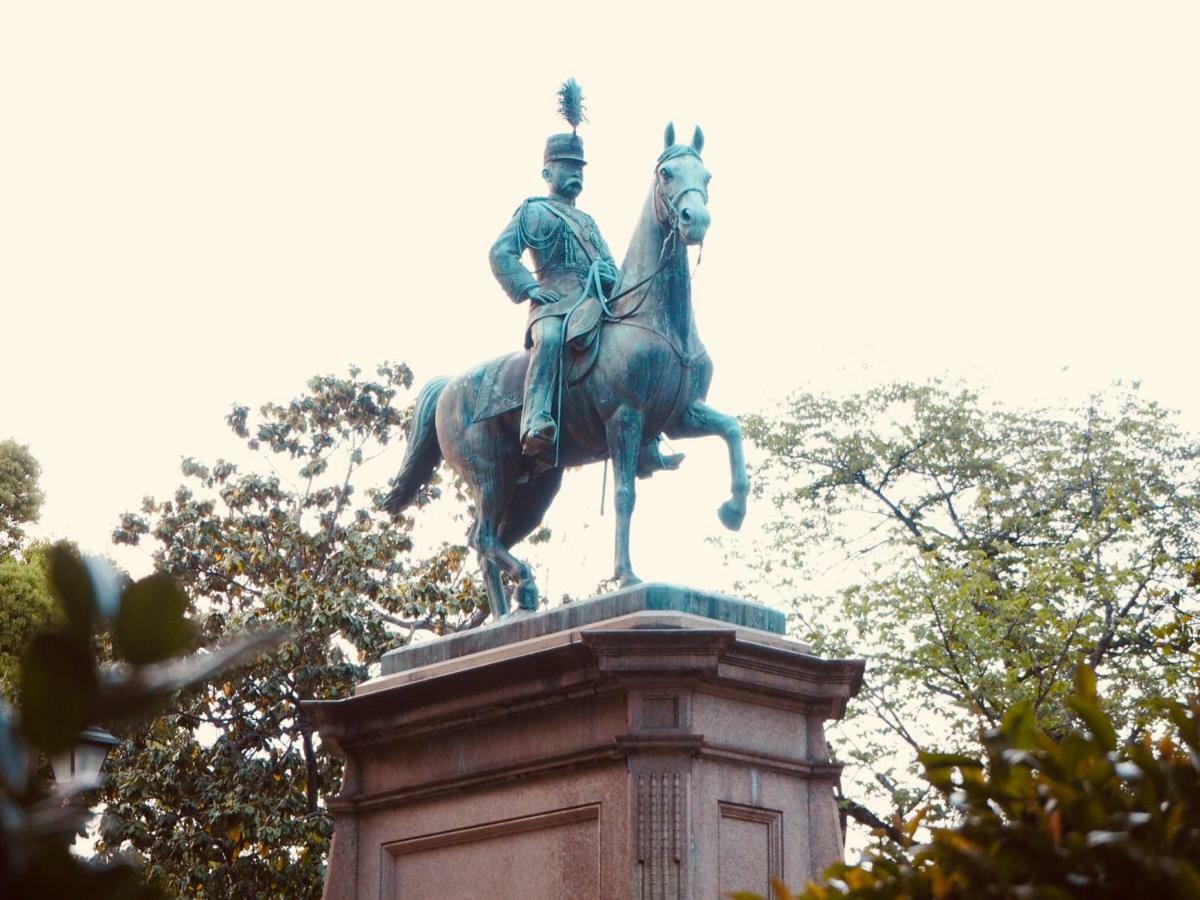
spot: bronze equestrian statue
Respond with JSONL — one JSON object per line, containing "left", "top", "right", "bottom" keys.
{"left": 488, "top": 80, "right": 681, "bottom": 476}
{"left": 386, "top": 88, "right": 747, "bottom": 622}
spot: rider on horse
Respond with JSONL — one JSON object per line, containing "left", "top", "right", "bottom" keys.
{"left": 488, "top": 81, "right": 683, "bottom": 475}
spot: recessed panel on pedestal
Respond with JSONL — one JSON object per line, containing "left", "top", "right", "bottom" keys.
{"left": 718, "top": 802, "right": 783, "bottom": 899}
{"left": 380, "top": 805, "right": 601, "bottom": 899}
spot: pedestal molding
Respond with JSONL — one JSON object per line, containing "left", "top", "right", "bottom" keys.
{"left": 310, "top": 629, "right": 862, "bottom": 751}
{"left": 381, "top": 802, "right": 600, "bottom": 854}
{"left": 331, "top": 732, "right": 847, "bottom": 816}
{"left": 379, "top": 584, "right": 789, "bottom": 675}
{"left": 329, "top": 741, "right": 625, "bottom": 813}
{"left": 697, "top": 742, "right": 844, "bottom": 779}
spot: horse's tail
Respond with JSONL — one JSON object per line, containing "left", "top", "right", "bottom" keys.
{"left": 384, "top": 376, "right": 450, "bottom": 515}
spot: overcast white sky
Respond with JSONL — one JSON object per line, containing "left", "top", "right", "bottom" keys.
{"left": 3, "top": 2, "right": 1197, "bottom": 601}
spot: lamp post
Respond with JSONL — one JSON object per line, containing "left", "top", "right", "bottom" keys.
{"left": 50, "top": 726, "right": 120, "bottom": 786}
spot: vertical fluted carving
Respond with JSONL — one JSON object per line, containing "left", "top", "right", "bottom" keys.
{"left": 636, "top": 772, "right": 683, "bottom": 898}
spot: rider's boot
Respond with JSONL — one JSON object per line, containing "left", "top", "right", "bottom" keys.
{"left": 520, "top": 318, "right": 564, "bottom": 463}
{"left": 636, "top": 435, "right": 685, "bottom": 479}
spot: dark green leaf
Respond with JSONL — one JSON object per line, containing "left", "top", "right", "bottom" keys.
{"left": 1066, "top": 694, "right": 1118, "bottom": 752}
{"left": 1074, "top": 664, "right": 1098, "bottom": 701}
{"left": 19, "top": 632, "right": 97, "bottom": 754}
{"left": 114, "top": 574, "right": 195, "bottom": 664}
{"left": 46, "top": 541, "right": 95, "bottom": 642}
{"left": 1001, "top": 700, "right": 1038, "bottom": 749}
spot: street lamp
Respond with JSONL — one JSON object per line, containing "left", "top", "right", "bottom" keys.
{"left": 50, "top": 726, "right": 120, "bottom": 785}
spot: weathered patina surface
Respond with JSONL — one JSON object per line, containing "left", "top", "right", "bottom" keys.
{"left": 488, "top": 118, "right": 620, "bottom": 461}
{"left": 379, "top": 582, "right": 788, "bottom": 675}
{"left": 385, "top": 83, "right": 743, "bottom": 622}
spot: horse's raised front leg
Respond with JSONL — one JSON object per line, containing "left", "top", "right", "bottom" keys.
{"left": 666, "top": 400, "right": 749, "bottom": 531}
{"left": 605, "top": 406, "right": 644, "bottom": 586}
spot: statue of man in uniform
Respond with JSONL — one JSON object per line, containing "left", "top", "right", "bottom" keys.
{"left": 488, "top": 129, "right": 614, "bottom": 461}
{"left": 489, "top": 81, "right": 683, "bottom": 474}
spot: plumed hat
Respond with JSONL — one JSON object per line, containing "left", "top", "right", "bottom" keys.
{"left": 544, "top": 79, "right": 587, "bottom": 165}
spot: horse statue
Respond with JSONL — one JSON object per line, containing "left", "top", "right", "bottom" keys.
{"left": 385, "top": 123, "right": 748, "bottom": 620}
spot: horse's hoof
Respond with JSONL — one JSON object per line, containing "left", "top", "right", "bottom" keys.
{"left": 514, "top": 582, "right": 540, "bottom": 611}
{"left": 618, "top": 574, "right": 643, "bottom": 588}
{"left": 718, "top": 500, "right": 745, "bottom": 531}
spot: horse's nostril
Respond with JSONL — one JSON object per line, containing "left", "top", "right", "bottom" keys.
{"left": 679, "top": 208, "right": 692, "bottom": 224}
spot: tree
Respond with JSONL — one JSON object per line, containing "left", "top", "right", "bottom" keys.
{"left": 0, "top": 542, "right": 281, "bottom": 899}
{"left": 0, "top": 440, "right": 44, "bottom": 557}
{"left": 740, "top": 381, "right": 1200, "bottom": 840}
{"left": 0, "top": 440, "right": 54, "bottom": 700}
{"left": 0, "top": 549, "right": 55, "bottom": 697}
{"left": 737, "top": 667, "right": 1200, "bottom": 900}
{"left": 99, "top": 364, "right": 487, "bottom": 897}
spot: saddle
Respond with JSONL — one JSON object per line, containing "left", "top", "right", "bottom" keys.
{"left": 470, "top": 309, "right": 604, "bottom": 425}
{"left": 564, "top": 296, "right": 604, "bottom": 379}
{"left": 471, "top": 199, "right": 617, "bottom": 423}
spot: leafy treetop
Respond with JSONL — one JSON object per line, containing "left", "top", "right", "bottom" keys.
{"left": 735, "top": 667, "right": 1200, "bottom": 900}
{"left": 739, "top": 381, "right": 1200, "bottom": 840}
{"left": 0, "top": 440, "right": 44, "bottom": 558}
{"left": 101, "top": 364, "right": 487, "bottom": 898}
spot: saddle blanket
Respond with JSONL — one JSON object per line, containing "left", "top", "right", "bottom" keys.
{"left": 470, "top": 316, "right": 605, "bottom": 424}
{"left": 471, "top": 353, "right": 526, "bottom": 423}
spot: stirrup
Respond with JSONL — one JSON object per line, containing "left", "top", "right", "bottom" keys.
{"left": 521, "top": 413, "right": 558, "bottom": 460}
{"left": 637, "top": 442, "right": 685, "bottom": 479}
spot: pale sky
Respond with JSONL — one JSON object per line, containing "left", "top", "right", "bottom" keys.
{"left": 3, "top": 2, "right": 1198, "bottom": 600}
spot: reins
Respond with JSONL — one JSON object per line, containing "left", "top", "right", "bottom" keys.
{"left": 551, "top": 146, "right": 708, "bottom": 475}
{"left": 589, "top": 145, "right": 707, "bottom": 323}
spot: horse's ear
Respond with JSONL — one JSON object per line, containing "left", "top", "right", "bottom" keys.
{"left": 692, "top": 125, "right": 704, "bottom": 154}
{"left": 664, "top": 121, "right": 675, "bottom": 150}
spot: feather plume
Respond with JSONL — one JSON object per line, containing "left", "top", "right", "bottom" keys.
{"left": 557, "top": 79, "right": 586, "bottom": 133}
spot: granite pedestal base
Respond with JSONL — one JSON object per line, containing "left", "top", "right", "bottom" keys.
{"left": 306, "top": 585, "right": 864, "bottom": 899}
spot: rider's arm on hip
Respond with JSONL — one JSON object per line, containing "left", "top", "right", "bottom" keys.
{"left": 489, "top": 201, "right": 558, "bottom": 303}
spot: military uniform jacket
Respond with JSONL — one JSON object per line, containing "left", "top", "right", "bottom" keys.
{"left": 489, "top": 197, "right": 619, "bottom": 348}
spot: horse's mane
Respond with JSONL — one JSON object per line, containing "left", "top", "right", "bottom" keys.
{"left": 616, "top": 187, "right": 665, "bottom": 297}
{"left": 612, "top": 174, "right": 702, "bottom": 360}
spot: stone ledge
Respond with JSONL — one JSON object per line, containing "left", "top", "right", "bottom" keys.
{"left": 378, "top": 582, "right": 787, "bottom": 676}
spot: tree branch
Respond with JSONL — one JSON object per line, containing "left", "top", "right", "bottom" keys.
{"left": 855, "top": 473, "right": 936, "bottom": 554}
{"left": 839, "top": 795, "right": 912, "bottom": 847}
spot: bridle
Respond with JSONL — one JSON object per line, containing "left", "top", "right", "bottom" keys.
{"left": 553, "top": 145, "right": 712, "bottom": 471}
{"left": 587, "top": 146, "right": 707, "bottom": 322}
{"left": 653, "top": 144, "right": 709, "bottom": 230}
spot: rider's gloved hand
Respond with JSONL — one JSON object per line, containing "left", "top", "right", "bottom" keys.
{"left": 526, "top": 287, "right": 562, "bottom": 305}
{"left": 597, "top": 260, "right": 620, "bottom": 289}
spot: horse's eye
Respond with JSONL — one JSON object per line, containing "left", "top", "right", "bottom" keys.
{"left": 660, "top": 167, "right": 673, "bottom": 180}
{"left": 704, "top": 174, "right": 712, "bottom": 185}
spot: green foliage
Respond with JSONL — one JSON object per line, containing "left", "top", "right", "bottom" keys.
{"left": 0, "top": 554, "right": 55, "bottom": 697}
{"left": 101, "top": 364, "right": 487, "bottom": 898}
{"left": 0, "top": 440, "right": 43, "bottom": 557}
{"left": 20, "top": 631, "right": 97, "bottom": 754}
{"left": 0, "top": 542, "right": 281, "bottom": 899}
{"left": 740, "top": 381, "right": 1200, "bottom": 836}
{"left": 47, "top": 541, "right": 101, "bottom": 645}
{"left": 114, "top": 575, "right": 194, "bottom": 664}
{"left": 735, "top": 668, "right": 1200, "bottom": 900}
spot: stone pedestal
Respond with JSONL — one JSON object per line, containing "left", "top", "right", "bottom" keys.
{"left": 306, "top": 585, "right": 863, "bottom": 899}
